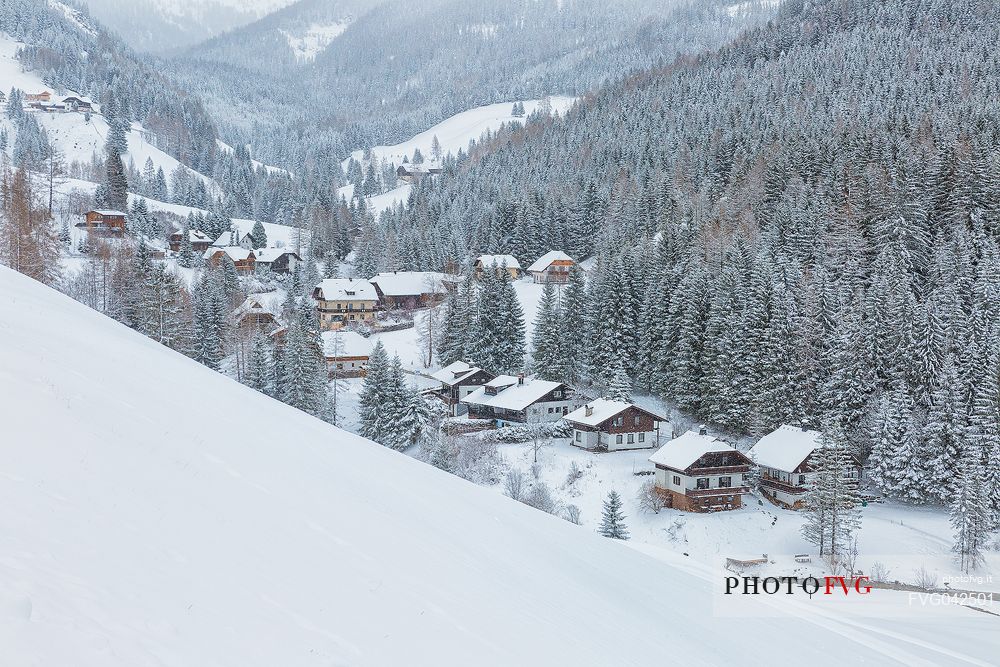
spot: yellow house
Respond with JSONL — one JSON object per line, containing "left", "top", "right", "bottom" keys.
{"left": 313, "top": 278, "right": 379, "bottom": 330}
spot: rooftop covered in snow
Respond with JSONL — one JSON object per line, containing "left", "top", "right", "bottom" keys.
{"left": 475, "top": 254, "right": 521, "bottom": 270}
{"left": 648, "top": 430, "right": 739, "bottom": 472}
{"left": 321, "top": 330, "right": 374, "bottom": 359}
{"left": 527, "top": 250, "right": 573, "bottom": 272}
{"left": 430, "top": 360, "right": 486, "bottom": 386}
{"left": 747, "top": 424, "right": 824, "bottom": 473}
{"left": 313, "top": 278, "right": 378, "bottom": 301}
{"left": 461, "top": 375, "right": 564, "bottom": 411}
{"left": 369, "top": 271, "right": 452, "bottom": 297}
{"left": 564, "top": 398, "right": 664, "bottom": 428}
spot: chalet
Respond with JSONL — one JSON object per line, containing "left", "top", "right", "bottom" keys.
{"left": 213, "top": 229, "right": 254, "bottom": 250}
{"left": 648, "top": 429, "right": 752, "bottom": 512}
{"left": 203, "top": 246, "right": 256, "bottom": 273}
{"left": 461, "top": 375, "right": 584, "bottom": 425}
{"left": 526, "top": 250, "right": 575, "bottom": 283}
{"left": 748, "top": 424, "right": 862, "bottom": 509}
{"left": 168, "top": 229, "right": 213, "bottom": 252}
{"left": 61, "top": 95, "right": 93, "bottom": 112}
{"left": 429, "top": 361, "right": 494, "bottom": 416}
{"left": 321, "top": 330, "right": 374, "bottom": 377}
{"left": 254, "top": 248, "right": 301, "bottom": 274}
{"left": 232, "top": 292, "right": 284, "bottom": 332}
{"left": 474, "top": 254, "right": 522, "bottom": 280}
{"left": 313, "top": 278, "right": 379, "bottom": 330}
{"left": 369, "top": 271, "right": 452, "bottom": 310}
{"left": 76, "top": 209, "right": 126, "bottom": 236}
{"left": 396, "top": 163, "right": 443, "bottom": 183}
{"left": 25, "top": 91, "right": 51, "bottom": 103}
{"left": 564, "top": 399, "right": 667, "bottom": 452}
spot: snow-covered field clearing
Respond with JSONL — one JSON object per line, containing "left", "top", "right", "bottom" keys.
{"left": 343, "top": 96, "right": 577, "bottom": 170}
{"left": 7, "top": 264, "right": 978, "bottom": 666}
{"left": 280, "top": 21, "right": 351, "bottom": 62}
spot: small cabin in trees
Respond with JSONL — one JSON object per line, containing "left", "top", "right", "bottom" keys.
{"left": 232, "top": 292, "right": 284, "bottom": 333}
{"left": 369, "top": 271, "right": 451, "bottom": 310}
{"left": 430, "top": 361, "right": 494, "bottom": 416}
{"left": 474, "top": 254, "right": 522, "bottom": 280}
{"left": 313, "top": 278, "right": 379, "bottom": 330}
{"left": 254, "top": 248, "right": 301, "bottom": 274}
{"left": 77, "top": 209, "right": 126, "bottom": 236}
{"left": 322, "top": 330, "right": 373, "bottom": 377}
{"left": 461, "top": 375, "right": 584, "bottom": 425}
{"left": 564, "top": 399, "right": 667, "bottom": 452}
{"left": 168, "top": 229, "right": 213, "bottom": 252}
{"left": 526, "top": 251, "right": 575, "bottom": 283}
{"left": 203, "top": 246, "right": 256, "bottom": 273}
{"left": 396, "top": 163, "right": 443, "bottom": 183}
{"left": 648, "top": 429, "right": 752, "bottom": 512}
{"left": 748, "top": 424, "right": 862, "bottom": 509}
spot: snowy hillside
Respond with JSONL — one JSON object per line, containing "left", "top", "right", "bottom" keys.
{"left": 345, "top": 97, "right": 577, "bottom": 169}
{"left": 281, "top": 21, "right": 351, "bottom": 62}
{"left": 2, "top": 266, "right": 981, "bottom": 666}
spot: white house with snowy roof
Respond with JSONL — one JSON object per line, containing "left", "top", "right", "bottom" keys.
{"left": 748, "top": 424, "right": 861, "bottom": 509}
{"left": 429, "top": 361, "right": 494, "bottom": 416}
{"left": 526, "top": 250, "right": 575, "bottom": 283}
{"left": 648, "top": 429, "right": 752, "bottom": 512}
{"left": 474, "top": 254, "right": 522, "bottom": 280}
{"left": 312, "top": 278, "right": 379, "bottom": 330}
{"left": 321, "top": 331, "right": 374, "bottom": 377}
{"left": 461, "top": 375, "right": 584, "bottom": 425}
{"left": 564, "top": 398, "right": 667, "bottom": 451}
{"left": 212, "top": 219, "right": 310, "bottom": 252}
{"left": 253, "top": 247, "right": 301, "bottom": 274}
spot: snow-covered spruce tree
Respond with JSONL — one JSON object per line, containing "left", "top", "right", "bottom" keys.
{"left": 250, "top": 221, "right": 267, "bottom": 249}
{"left": 921, "top": 354, "right": 966, "bottom": 503}
{"left": 192, "top": 270, "right": 227, "bottom": 370}
{"left": 559, "top": 264, "right": 589, "bottom": 385}
{"left": 178, "top": 224, "right": 196, "bottom": 268}
{"left": 603, "top": 355, "right": 633, "bottom": 402}
{"left": 358, "top": 341, "right": 392, "bottom": 444}
{"left": 438, "top": 273, "right": 476, "bottom": 365}
{"left": 530, "top": 282, "right": 564, "bottom": 381}
{"left": 244, "top": 331, "right": 275, "bottom": 397}
{"left": 98, "top": 145, "right": 128, "bottom": 212}
{"left": 867, "top": 382, "right": 924, "bottom": 502}
{"left": 598, "top": 490, "right": 629, "bottom": 540}
{"left": 950, "top": 455, "right": 990, "bottom": 573}
{"left": 801, "top": 425, "right": 862, "bottom": 560}
{"left": 278, "top": 319, "right": 328, "bottom": 419}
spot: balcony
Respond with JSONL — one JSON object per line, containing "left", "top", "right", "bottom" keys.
{"left": 760, "top": 477, "right": 806, "bottom": 495}
{"left": 686, "top": 486, "right": 750, "bottom": 499}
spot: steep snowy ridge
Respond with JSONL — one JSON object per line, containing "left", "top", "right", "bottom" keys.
{"left": 0, "top": 267, "right": 930, "bottom": 665}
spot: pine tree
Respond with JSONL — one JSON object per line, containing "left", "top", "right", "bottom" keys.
{"left": 559, "top": 265, "right": 588, "bottom": 384}
{"left": 950, "top": 455, "right": 989, "bottom": 573}
{"left": 358, "top": 341, "right": 392, "bottom": 443}
{"left": 801, "top": 425, "right": 862, "bottom": 560}
{"left": 530, "top": 282, "right": 564, "bottom": 380}
{"left": 250, "top": 221, "right": 267, "bottom": 249}
{"left": 598, "top": 490, "right": 629, "bottom": 540}
{"left": 244, "top": 332, "right": 275, "bottom": 396}
{"left": 603, "top": 355, "right": 632, "bottom": 402}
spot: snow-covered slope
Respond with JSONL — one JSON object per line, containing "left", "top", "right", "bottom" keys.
{"left": 281, "top": 20, "right": 351, "bottom": 62}
{"left": 345, "top": 97, "right": 577, "bottom": 169}
{"left": 0, "top": 267, "right": 935, "bottom": 665}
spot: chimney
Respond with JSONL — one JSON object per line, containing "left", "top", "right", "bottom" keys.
{"left": 698, "top": 424, "right": 708, "bottom": 436}
{"left": 517, "top": 373, "right": 525, "bottom": 385}
{"left": 801, "top": 419, "right": 812, "bottom": 432}
{"left": 585, "top": 405, "right": 593, "bottom": 417}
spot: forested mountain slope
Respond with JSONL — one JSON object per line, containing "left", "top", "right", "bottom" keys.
{"left": 371, "top": 0, "right": 1000, "bottom": 506}
{"left": 168, "top": 0, "right": 779, "bottom": 167}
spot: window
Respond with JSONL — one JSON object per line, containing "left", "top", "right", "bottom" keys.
{"left": 627, "top": 434, "right": 634, "bottom": 444}
{"left": 349, "top": 314, "right": 355, "bottom": 320}
{"left": 547, "top": 407, "right": 553, "bottom": 414}
{"left": 616, "top": 435, "right": 623, "bottom": 445}
{"left": 673, "top": 475, "right": 681, "bottom": 486}
{"left": 348, "top": 303, "right": 354, "bottom": 310}
{"left": 696, "top": 478, "right": 709, "bottom": 490}
{"left": 798, "top": 474, "right": 806, "bottom": 485}
{"left": 634, "top": 415, "right": 641, "bottom": 426}
{"left": 718, "top": 476, "right": 732, "bottom": 488}
{"left": 336, "top": 363, "right": 344, "bottom": 369}
{"left": 575, "top": 431, "right": 582, "bottom": 442}
{"left": 614, "top": 416, "right": 623, "bottom": 427}
{"left": 553, "top": 390, "right": 563, "bottom": 399}
{"left": 638, "top": 433, "right": 645, "bottom": 443}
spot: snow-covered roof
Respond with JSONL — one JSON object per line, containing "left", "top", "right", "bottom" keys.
{"left": 254, "top": 247, "right": 301, "bottom": 263}
{"left": 213, "top": 220, "right": 310, "bottom": 250}
{"left": 527, "top": 250, "right": 573, "bottom": 273}
{"left": 189, "top": 229, "right": 211, "bottom": 241}
{"left": 475, "top": 254, "right": 521, "bottom": 270}
{"left": 461, "top": 375, "right": 564, "bottom": 411}
{"left": 91, "top": 209, "right": 126, "bottom": 216}
{"left": 563, "top": 398, "right": 664, "bottom": 428}
{"left": 204, "top": 246, "right": 254, "bottom": 262}
{"left": 370, "top": 271, "right": 452, "bottom": 297}
{"left": 61, "top": 95, "right": 92, "bottom": 104}
{"left": 430, "top": 361, "right": 485, "bottom": 386}
{"left": 232, "top": 292, "right": 285, "bottom": 323}
{"left": 748, "top": 424, "right": 824, "bottom": 473}
{"left": 314, "top": 278, "right": 377, "bottom": 301}
{"left": 321, "top": 331, "right": 373, "bottom": 359}
{"left": 648, "top": 430, "right": 738, "bottom": 472}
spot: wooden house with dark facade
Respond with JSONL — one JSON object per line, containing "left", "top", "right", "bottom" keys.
{"left": 429, "top": 361, "right": 494, "bottom": 416}
{"left": 649, "top": 429, "right": 752, "bottom": 512}
{"left": 203, "top": 247, "right": 256, "bottom": 273}
{"left": 77, "top": 209, "right": 126, "bottom": 236}
{"left": 564, "top": 399, "right": 667, "bottom": 452}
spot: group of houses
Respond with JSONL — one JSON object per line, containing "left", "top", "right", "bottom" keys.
{"left": 312, "top": 272, "right": 457, "bottom": 331}
{"left": 23, "top": 91, "right": 94, "bottom": 113}
{"left": 472, "top": 251, "right": 576, "bottom": 284}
